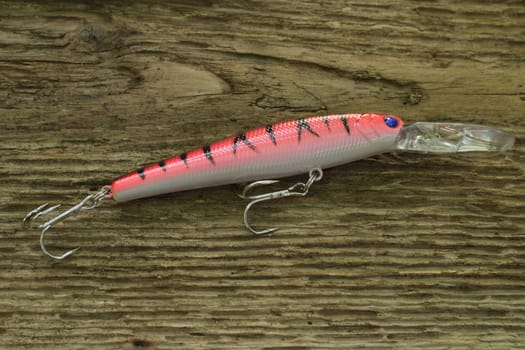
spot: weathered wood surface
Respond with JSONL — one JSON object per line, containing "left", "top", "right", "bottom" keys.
{"left": 1, "top": 1, "right": 524, "bottom": 349}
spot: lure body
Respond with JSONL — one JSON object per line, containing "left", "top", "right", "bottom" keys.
{"left": 111, "top": 113, "right": 403, "bottom": 202}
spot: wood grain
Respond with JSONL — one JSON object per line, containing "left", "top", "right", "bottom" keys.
{"left": 1, "top": 1, "right": 524, "bottom": 349}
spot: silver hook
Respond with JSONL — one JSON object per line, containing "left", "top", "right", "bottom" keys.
{"left": 23, "top": 187, "right": 110, "bottom": 260}
{"left": 238, "top": 168, "right": 323, "bottom": 235}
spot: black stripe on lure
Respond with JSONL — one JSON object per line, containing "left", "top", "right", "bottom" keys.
{"left": 233, "top": 133, "right": 256, "bottom": 154}
{"left": 266, "top": 124, "right": 277, "bottom": 145}
{"left": 203, "top": 145, "right": 215, "bottom": 164}
{"left": 296, "top": 118, "right": 320, "bottom": 141}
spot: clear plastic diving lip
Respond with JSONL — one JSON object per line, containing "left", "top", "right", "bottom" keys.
{"left": 394, "top": 122, "right": 515, "bottom": 154}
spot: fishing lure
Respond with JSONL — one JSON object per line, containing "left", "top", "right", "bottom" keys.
{"left": 23, "top": 113, "right": 514, "bottom": 260}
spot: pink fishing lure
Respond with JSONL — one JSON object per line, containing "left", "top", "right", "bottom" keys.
{"left": 25, "top": 112, "right": 516, "bottom": 259}
{"left": 110, "top": 113, "right": 403, "bottom": 202}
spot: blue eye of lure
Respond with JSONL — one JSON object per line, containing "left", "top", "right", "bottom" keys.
{"left": 384, "top": 115, "right": 398, "bottom": 128}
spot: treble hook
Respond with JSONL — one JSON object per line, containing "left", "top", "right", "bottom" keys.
{"left": 237, "top": 168, "right": 323, "bottom": 235}
{"left": 22, "top": 187, "right": 110, "bottom": 260}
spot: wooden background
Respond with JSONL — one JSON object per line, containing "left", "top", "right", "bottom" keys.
{"left": 1, "top": 1, "right": 524, "bottom": 349}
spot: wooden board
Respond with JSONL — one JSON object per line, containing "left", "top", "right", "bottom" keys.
{"left": 1, "top": 1, "right": 524, "bottom": 349}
